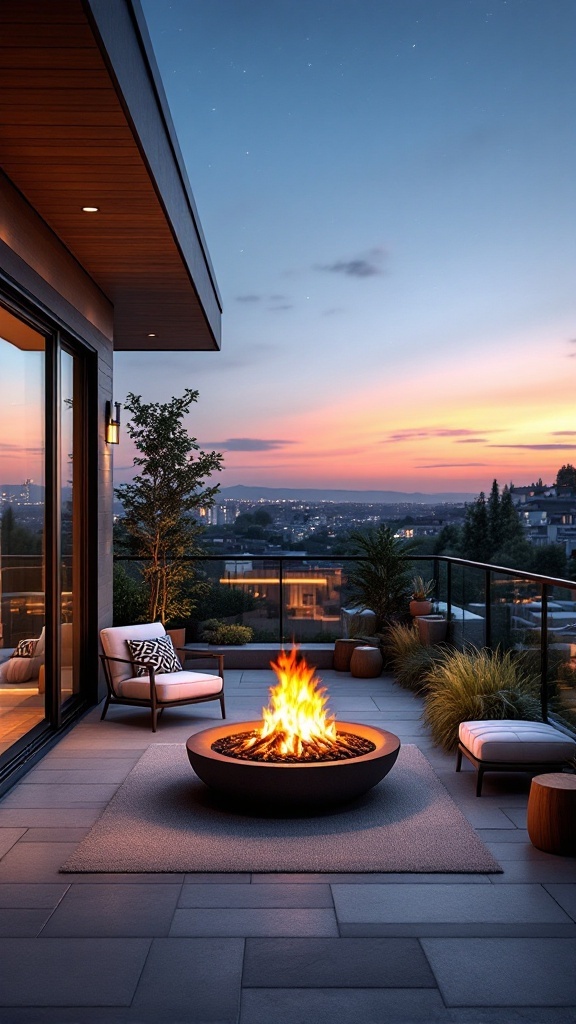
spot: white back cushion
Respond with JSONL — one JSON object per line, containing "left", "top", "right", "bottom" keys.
{"left": 100, "top": 622, "right": 166, "bottom": 689}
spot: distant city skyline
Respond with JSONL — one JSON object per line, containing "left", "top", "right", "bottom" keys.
{"left": 114, "top": 2, "right": 573, "bottom": 493}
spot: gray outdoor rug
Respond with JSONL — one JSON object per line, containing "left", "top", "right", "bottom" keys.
{"left": 60, "top": 743, "right": 501, "bottom": 874}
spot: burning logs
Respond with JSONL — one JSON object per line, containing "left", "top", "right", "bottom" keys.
{"left": 212, "top": 729, "right": 376, "bottom": 763}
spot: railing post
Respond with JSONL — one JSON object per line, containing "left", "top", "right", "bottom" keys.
{"left": 484, "top": 569, "right": 492, "bottom": 648}
{"left": 279, "top": 558, "right": 284, "bottom": 645}
{"left": 541, "top": 584, "right": 549, "bottom": 722}
{"left": 446, "top": 560, "right": 452, "bottom": 633}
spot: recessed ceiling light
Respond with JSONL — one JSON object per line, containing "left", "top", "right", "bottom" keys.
{"left": 82, "top": 206, "right": 99, "bottom": 213}
{"left": 147, "top": 333, "right": 157, "bottom": 338}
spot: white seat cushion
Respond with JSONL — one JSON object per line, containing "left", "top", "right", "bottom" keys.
{"left": 116, "top": 670, "right": 223, "bottom": 703}
{"left": 459, "top": 719, "right": 576, "bottom": 763}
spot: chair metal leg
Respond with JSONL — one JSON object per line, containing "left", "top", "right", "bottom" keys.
{"left": 220, "top": 693, "right": 226, "bottom": 719}
{"left": 151, "top": 708, "right": 158, "bottom": 732}
{"left": 456, "top": 748, "right": 462, "bottom": 772}
{"left": 100, "top": 696, "right": 110, "bottom": 721}
{"left": 476, "top": 768, "right": 484, "bottom": 797}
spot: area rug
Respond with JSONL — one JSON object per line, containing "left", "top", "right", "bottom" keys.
{"left": 60, "top": 743, "right": 501, "bottom": 874}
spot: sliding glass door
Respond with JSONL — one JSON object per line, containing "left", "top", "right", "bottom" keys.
{"left": 0, "top": 298, "right": 90, "bottom": 763}
{"left": 0, "top": 306, "right": 47, "bottom": 752}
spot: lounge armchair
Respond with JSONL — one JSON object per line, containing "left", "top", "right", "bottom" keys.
{"left": 100, "top": 622, "right": 225, "bottom": 731}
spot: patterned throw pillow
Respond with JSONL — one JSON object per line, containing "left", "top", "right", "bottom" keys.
{"left": 126, "top": 635, "right": 181, "bottom": 677}
{"left": 12, "top": 638, "right": 38, "bottom": 659}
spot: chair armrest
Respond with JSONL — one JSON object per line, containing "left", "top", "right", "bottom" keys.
{"left": 175, "top": 648, "right": 224, "bottom": 677}
{"left": 100, "top": 652, "right": 157, "bottom": 698}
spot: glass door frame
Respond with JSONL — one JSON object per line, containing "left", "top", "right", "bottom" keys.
{"left": 0, "top": 279, "right": 98, "bottom": 780}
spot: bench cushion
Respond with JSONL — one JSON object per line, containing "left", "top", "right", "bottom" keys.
{"left": 459, "top": 719, "right": 576, "bottom": 763}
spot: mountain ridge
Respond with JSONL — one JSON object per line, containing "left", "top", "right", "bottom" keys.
{"left": 219, "top": 485, "right": 474, "bottom": 503}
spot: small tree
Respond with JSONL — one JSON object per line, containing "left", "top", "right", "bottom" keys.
{"left": 346, "top": 525, "right": 415, "bottom": 630}
{"left": 115, "top": 390, "right": 223, "bottom": 625}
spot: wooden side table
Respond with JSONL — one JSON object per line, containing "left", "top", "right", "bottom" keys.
{"left": 527, "top": 773, "right": 576, "bottom": 856}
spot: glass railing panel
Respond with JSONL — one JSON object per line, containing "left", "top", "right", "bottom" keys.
{"left": 190, "top": 557, "right": 281, "bottom": 643}
{"left": 281, "top": 558, "right": 344, "bottom": 645}
{"left": 545, "top": 582, "right": 576, "bottom": 731}
{"left": 449, "top": 563, "right": 485, "bottom": 649}
{"left": 489, "top": 571, "right": 535, "bottom": 653}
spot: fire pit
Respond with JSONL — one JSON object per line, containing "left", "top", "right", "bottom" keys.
{"left": 186, "top": 648, "right": 400, "bottom": 808}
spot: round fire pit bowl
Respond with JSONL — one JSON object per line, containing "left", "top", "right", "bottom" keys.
{"left": 186, "top": 721, "right": 400, "bottom": 809}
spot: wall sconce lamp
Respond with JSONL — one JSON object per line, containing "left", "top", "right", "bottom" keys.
{"left": 105, "top": 401, "right": 121, "bottom": 445}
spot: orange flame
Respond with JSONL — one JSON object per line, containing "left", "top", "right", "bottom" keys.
{"left": 242, "top": 647, "right": 337, "bottom": 758}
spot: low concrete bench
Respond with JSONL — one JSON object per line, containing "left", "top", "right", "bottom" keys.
{"left": 456, "top": 719, "right": 576, "bottom": 797}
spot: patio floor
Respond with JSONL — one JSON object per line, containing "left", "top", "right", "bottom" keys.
{"left": 0, "top": 667, "right": 575, "bottom": 1023}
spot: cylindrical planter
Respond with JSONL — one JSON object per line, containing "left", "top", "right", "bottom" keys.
{"left": 350, "top": 645, "right": 383, "bottom": 678}
{"left": 416, "top": 615, "right": 447, "bottom": 646}
{"left": 333, "top": 638, "right": 365, "bottom": 671}
{"left": 409, "top": 600, "right": 432, "bottom": 617}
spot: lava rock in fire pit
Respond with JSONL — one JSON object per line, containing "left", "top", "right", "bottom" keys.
{"left": 212, "top": 730, "right": 376, "bottom": 763}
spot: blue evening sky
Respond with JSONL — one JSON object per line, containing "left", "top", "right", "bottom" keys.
{"left": 114, "top": 0, "right": 576, "bottom": 493}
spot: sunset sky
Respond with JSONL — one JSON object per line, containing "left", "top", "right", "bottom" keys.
{"left": 113, "top": 0, "right": 576, "bottom": 495}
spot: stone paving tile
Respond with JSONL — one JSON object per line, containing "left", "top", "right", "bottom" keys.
{"left": 322, "top": 698, "right": 381, "bottom": 710}
{"left": 0, "top": 842, "right": 79, "bottom": 882}
{"left": 0, "top": 808, "right": 102, "bottom": 827}
{"left": 23, "top": 767, "right": 134, "bottom": 784}
{"left": 170, "top": 907, "right": 339, "bottom": 936}
{"left": 421, "top": 937, "right": 576, "bottom": 1006}
{"left": 489, "top": 861, "right": 576, "bottom": 883}
{"left": 41, "top": 882, "right": 182, "bottom": 936}
{"left": 456, "top": 803, "right": 520, "bottom": 829}
{"left": 0, "top": 908, "right": 54, "bottom": 936}
{"left": 18, "top": 827, "right": 91, "bottom": 843}
{"left": 0, "top": 783, "right": 119, "bottom": 808}
{"left": 238, "top": 987, "right": 449, "bottom": 1023}
{"left": 65, "top": 872, "right": 186, "bottom": 884}
{"left": 0, "top": 883, "right": 68, "bottom": 907}
{"left": 183, "top": 872, "right": 251, "bottom": 883}
{"left": 252, "top": 871, "right": 492, "bottom": 884}
{"left": 449, "top": 1009, "right": 576, "bottom": 1023}
{"left": 477, "top": 828, "right": 530, "bottom": 844}
{"left": 0, "top": 937, "right": 151, "bottom": 1005}
{"left": 39, "top": 747, "right": 145, "bottom": 760}
{"left": 0, "top": 827, "right": 26, "bottom": 858}
{"left": 130, "top": 937, "right": 244, "bottom": 1022}
{"left": 178, "top": 882, "right": 333, "bottom": 908}
{"left": 544, "top": 885, "right": 576, "bottom": 921}
{"left": 487, "top": 843, "right": 572, "bottom": 862}
{"left": 332, "top": 883, "right": 573, "bottom": 927}
{"left": 502, "top": 807, "right": 529, "bottom": 827}
{"left": 243, "top": 936, "right": 436, "bottom": 987}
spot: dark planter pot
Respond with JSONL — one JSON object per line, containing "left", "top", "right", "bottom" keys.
{"left": 416, "top": 615, "right": 447, "bottom": 646}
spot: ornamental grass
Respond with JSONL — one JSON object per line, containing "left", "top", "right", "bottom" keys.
{"left": 422, "top": 646, "right": 542, "bottom": 752}
{"left": 385, "top": 622, "right": 440, "bottom": 694}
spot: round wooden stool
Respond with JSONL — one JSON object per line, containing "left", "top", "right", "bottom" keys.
{"left": 333, "top": 638, "right": 364, "bottom": 672}
{"left": 350, "top": 645, "right": 383, "bottom": 679}
{"left": 527, "top": 773, "right": 576, "bottom": 856}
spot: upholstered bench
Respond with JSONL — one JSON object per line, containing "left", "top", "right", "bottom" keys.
{"left": 456, "top": 719, "right": 576, "bottom": 796}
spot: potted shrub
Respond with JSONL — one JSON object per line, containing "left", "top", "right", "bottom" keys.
{"left": 416, "top": 613, "right": 448, "bottom": 646}
{"left": 409, "top": 576, "right": 435, "bottom": 617}
{"left": 200, "top": 620, "right": 254, "bottom": 645}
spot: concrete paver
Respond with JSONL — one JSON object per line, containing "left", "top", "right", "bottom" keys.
{"left": 0, "top": 667, "right": 574, "bottom": 1018}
